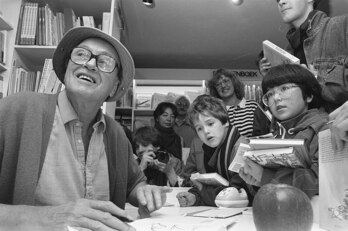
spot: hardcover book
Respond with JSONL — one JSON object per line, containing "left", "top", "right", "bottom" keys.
{"left": 190, "top": 172, "right": 229, "bottom": 186}
{"left": 262, "top": 40, "right": 300, "bottom": 66}
{"left": 248, "top": 138, "right": 304, "bottom": 150}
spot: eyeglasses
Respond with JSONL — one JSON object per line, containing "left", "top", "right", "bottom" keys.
{"left": 70, "top": 47, "right": 119, "bottom": 73}
{"left": 262, "top": 84, "right": 300, "bottom": 107}
{"left": 215, "top": 78, "right": 231, "bottom": 89}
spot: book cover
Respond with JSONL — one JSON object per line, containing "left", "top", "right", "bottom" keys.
{"left": 228, "top": 143, "right": 251, "bottom": 173}
{"left": 190, "top": 172, "right": 229, "bottom": 186}
{"left": 262, "top": 40, "right": 300, "bottom": 66}
{"left": 319, "top": 129, "right": 348, "bottom": 231}
{"left": 248, "top": 138, "right": 304, "bottom": 150}
{"left": 244, "top": 147, "right": 304, "bottom": 168}
{"left": 136, "top": 93, "right": 152, "bottom": 109}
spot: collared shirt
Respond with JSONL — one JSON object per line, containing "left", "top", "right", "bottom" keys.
{"left": 34, "top": 91, "right": 110, "bottom": 205}
{"left": 173, "top": 118, "right": 196, "bottom": 148}
{"left": 226, "top": 98, "right": 259, "bottom": 137}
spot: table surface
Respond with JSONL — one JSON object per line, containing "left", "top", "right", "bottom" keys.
{"left": 126, "top": 187, "right": 326, "bottom": 231}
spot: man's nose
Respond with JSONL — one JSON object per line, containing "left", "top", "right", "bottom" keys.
{"left": 83, "top": 57, "right": 98, "bottom": 71}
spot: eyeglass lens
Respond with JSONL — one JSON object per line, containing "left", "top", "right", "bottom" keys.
{"left": 70, "top": 47, "right": 118, "bottom": 73}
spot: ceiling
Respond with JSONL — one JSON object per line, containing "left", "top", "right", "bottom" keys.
{"left": 118, "top": 0, "right": 346, "bottom": 70}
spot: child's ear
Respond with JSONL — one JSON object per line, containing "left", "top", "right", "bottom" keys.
{"left": 306, "top": 95, "right": 314, "bottom": 104}
{"left": 224, "top": 122, "right": 229, "bottom": 127}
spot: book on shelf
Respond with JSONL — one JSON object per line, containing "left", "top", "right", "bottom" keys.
{"left": 102, "top": 12, "right": 111, "bottom": 34}
{"left": 0, "top": 30, "right": 7, "bottom": 64}
{"left": 190, "top": 172, "right": 229, "bottom": 186}
{"left": 0, "top": 75, "right": 3, "bottom": 99}
{"left": 63, "top": 8, "right": 77, "bottom": 33}
{"left": 262, "top": 40, "right": 300, "bottom": 66}
{"left": 136, "top": 93, "right": 152, "bottom": 109}
{"left": 319, "top": 129, "right": 348, "bottom": 231}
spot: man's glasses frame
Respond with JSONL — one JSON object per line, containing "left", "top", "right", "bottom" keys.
{"left": 70, "top": 47, "right": 119, "bottom": 73}
{"left": 262, "top": 84, "right": 300, "bottom": 107}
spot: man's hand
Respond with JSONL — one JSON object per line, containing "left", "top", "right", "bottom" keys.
{"left": 136, "top": 185, "right": 173, "bottom": 216}
{"left": 0, "top": 199, "right": 135, "bottom": 231}
{"left": 329, "top": 101, "right": 348, "bottom": 151}
{"left": 258, "top": 57, "right": 271, "bottom": 76}
{"left": 176, "top": 192, "right": 196, "bottom": 207}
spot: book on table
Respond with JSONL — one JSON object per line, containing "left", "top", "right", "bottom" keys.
{"left": 190, "top": 172, "right": 229, "bottom": 186}
{"left": 262, "top": 40, "right": 300, "bottom": 66}
{"left": 242, "top": 138, "right": 305, "bottom": 168}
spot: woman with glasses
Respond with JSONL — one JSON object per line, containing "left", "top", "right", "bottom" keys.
{"left": 208, "top": 68, "right": 270, "bottom": 137}
{"left": 239, "top": 64, "right": 328, "bottom": 199}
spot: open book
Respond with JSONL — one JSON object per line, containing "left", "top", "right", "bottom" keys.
{"left": 319, "top": 129, "right": 348, "bottom": 231}
{"left": 263, "top": 40, "right": 300, "bottom": 66}
{"left": 190, "top": 172, "right": 229, "bottom": 186}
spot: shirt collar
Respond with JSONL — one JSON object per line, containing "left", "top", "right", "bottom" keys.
{"left": 58, "top": 90, "right": 106, "bottom": 132}
{"left": 237, "top": 98, "right": 246, "bottom": 108}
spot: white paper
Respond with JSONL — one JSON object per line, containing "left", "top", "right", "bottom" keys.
{"left": 319, "top": 129, "right": 348, "bottom": 231}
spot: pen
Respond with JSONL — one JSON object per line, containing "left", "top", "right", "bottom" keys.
{"left": 327, "top": 120, "right": 335, "bottom": 125}
{"left": 112, "top": 214, "right": 134, "bottom": 223}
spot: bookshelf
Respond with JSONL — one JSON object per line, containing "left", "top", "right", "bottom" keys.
{"left": 115, "top": 79, "right": 206, "bottom": 131}
{"left": 0, "top": 0, "right": 121, "bottom": 116}
{"left": 0, "top": 14, "right": 13, "bottom": 97}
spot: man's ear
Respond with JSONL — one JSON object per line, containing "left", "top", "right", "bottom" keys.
{"left": 306, "top": 94, "right": 314, "bottom": 104}
{"left": 109, "top": 83, "right": 119, "bottom": 97}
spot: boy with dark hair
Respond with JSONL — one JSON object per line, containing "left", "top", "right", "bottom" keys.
{"left": 240, "top": 64, "right": 328, "bottom": 199}
{"left": 134, "top": 126, "right": 183, "bottom": 187}
{"left": 176, "top": 95, "right": 253, "bottom": 207}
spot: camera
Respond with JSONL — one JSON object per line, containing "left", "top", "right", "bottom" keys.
{"left": 154, "top": 150, "right": 170, "bottom": 164}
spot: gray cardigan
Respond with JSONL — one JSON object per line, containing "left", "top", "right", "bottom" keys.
{"left": 0, "top": 92, "right": 145, "bottom": 208}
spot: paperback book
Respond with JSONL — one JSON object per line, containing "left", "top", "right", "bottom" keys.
{"left": 263, "top": 40, "right": 300, "bottom": 66}
{"left": 190, "top": 172, "right": 229, "bottom": 186}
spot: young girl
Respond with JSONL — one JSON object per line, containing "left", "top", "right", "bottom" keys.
{"left": 176, "top": 95, "right": 252, "bottom": 207}
{"left": 239, "top": 64, "right": 328, "bottom": 199}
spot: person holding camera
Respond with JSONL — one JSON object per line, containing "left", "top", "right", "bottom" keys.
{"left": 134, "top": 126, "right": 184, "bottom": 187}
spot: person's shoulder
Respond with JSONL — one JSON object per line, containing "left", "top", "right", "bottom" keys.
{"left": 1, "top": 92, "right": 56, "bottom": 109}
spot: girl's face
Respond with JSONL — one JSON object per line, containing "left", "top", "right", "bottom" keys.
{"left": 193, "top": 113, "right": 229, "bottom": 148}
{"left": 266, "top": 83, "right": 313, "bottom": 121}
{"left": 158, "top": 107, "right": 176, "bottom": 128}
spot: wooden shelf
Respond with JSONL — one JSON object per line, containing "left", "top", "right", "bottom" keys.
{"left": 0, "top": 63, "right": 7, "bottom": 72}
{"left": 134, "top": 109, "right": 154, "bottom": 116}
{"left": 14, "top": 45, "right": 56, "bottom": 66}
{"left": 0, "top": 17, "right": 13, "bottom": 31}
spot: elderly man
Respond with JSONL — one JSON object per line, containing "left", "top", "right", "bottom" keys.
{"left": 0, "top": 27, "right": 170, "bottom": 231}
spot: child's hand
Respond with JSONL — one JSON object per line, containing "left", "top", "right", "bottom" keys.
{"left": 139, "top": 151, "right": 155, "bottom": 171}
{"left": 176, "top": 192, "right": 196, "bottom": 207}
{"left": 239, "top": 159, "right": 263, "bottom": 186}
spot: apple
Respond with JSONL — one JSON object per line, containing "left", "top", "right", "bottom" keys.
{"left": 253, "top": 183, "right": 313, "bottom": 231}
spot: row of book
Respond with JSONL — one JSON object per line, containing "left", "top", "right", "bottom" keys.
{"left": 15, "top": 2, "right": 111, "bottom": 46}
{"left": 244, "top": 84, "right": 263, "bottom": 105}
{"left": 0, "top": 31, "right": 7, "bottom": 64}
{"left": 7, "top": 58, "right": 62, "bottom": 96}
